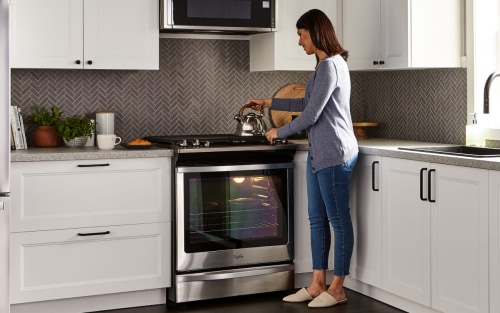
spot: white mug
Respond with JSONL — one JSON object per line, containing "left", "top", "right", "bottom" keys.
{"left": 97, "top": 134, "right": 122, "bottom": 150}
{"left": 96, "top": 111, "right": 114, "bottom": 135}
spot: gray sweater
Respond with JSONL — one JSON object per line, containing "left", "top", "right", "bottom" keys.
{"left": 273, "top": 55, "right": 358, "bottom": 173}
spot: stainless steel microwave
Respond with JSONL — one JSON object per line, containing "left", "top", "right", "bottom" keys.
{"left": 160, "top": 0, "right": 276, "bottom": 34}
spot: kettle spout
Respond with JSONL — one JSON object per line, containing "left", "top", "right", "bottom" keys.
{"left": 234, "top": 114, "right": 243, "bottom": 122}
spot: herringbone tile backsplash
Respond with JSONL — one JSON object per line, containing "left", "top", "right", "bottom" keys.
{"left": 11, "top": 39, "right": 466, "bottom": 145}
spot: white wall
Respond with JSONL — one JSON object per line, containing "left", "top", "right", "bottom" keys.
{"left": 467, "top": 0, "right": 500, "bottom": 141}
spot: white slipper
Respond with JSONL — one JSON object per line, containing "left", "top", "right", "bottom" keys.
{"left": 307, "top": 291, "right": 348, "bottom": 308}
{"left": 282, "top": 288, "right": 314, "bottom": 302}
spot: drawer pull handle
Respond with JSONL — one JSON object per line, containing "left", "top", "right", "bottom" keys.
{"left": 420, "top": 168, "right": 428, "bottom": 201}
{"left": 371, "top": 161, "right": 379, "bottom": 191}
{"left": 77, "top": 231, "right": 111, "bottom": 236}
{"left": 428, "top": 169, "right": 436, "bottom": 203}
{"left": 77, "top": 163, "right": 110, "bottom": 168}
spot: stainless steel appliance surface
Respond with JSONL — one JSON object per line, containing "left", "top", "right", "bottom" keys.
{"left": 0, "top": 0, "right": 10, "bottom": 310}
{"left": 160, "top": 0, "right": 276, "bottom": 34}
{"left": 146, "top": 134, "right": 296, "bottom": 303}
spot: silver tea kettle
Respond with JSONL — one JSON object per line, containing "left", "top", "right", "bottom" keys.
{"left": 234, "top": 103, "right": 268, "bottom": 136}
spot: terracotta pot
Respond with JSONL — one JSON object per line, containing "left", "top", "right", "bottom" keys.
{"left": 32, "top": 126, "right": 61, "bottom": 147}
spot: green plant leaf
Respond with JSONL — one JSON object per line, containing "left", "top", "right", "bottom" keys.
{"left": 56, "top": 116, "right": 95, "bottom": 141}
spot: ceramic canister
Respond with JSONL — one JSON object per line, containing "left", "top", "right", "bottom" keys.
{"left": 95, "top": 111, "right": 114, "bottom": 135}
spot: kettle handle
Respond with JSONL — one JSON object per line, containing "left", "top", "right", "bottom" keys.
{"left": 239, "top": 103, "right": 265, "bottom": 116}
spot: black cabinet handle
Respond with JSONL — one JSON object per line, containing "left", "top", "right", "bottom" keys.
{"left": 428, "top": 169, "right": 436, "bottom": 203}
{"left": 75, "top": 60, "right": 81, "bottom": 65}
{"left": 77, "top": 163, "right": 110, "bottom": 168}
{"left": 420, "top": 168, "right": 428, "bottom": 201}
{"left": 87, "top": 60, "right": 93, "bottom": 65}
{"left": 372, "top": 161, "right": 379, "bottom": 191}
{"left": 380, "top": 60, "right": 385, "bottom": 65}
{"left": 77, "top": 231, "right": 110, "bottom": 236}
{"left": 373, "top": 60, "right": 379, "bottom": 65}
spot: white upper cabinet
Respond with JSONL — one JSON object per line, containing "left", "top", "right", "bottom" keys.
{"left": 249, "top": 0, "right": 341, "bottom": 71}
{"left": 343, "top": 0, "right": 464, "bottom": 70}
{"left": 10, "top": 0, "right": 159, "bottom": 70}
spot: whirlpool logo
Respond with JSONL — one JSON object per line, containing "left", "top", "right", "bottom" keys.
{"left": 232, "top": 253, "right": 244, "bottom": 261}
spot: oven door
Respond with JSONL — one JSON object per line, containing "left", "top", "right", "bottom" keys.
{"left": 175, "top": 162, "right": 293, "bottom": 272}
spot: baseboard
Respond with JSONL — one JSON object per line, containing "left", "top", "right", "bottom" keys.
{"left": 10, "top": 289, "right": 166, "bottom": 313}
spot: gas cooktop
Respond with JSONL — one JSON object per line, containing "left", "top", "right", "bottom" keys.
{"left": 144, "top": 134, "right": 293, "bottom": 154}
{"left": 144, "top": 134, "right": 269, "bottom": 148}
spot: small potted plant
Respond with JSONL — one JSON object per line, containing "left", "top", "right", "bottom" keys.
{"left": 28, "top": 106, "right": 62, "bottom": 147}
{"left": 57, "top": 116, "right": 95, "bottom": 148}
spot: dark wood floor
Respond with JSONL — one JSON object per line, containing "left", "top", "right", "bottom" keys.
{"left": 90, "top": 289, "right": 407, "bottom": 313}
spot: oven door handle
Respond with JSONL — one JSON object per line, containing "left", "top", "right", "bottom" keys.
{"left": 177, "top": 163, "right": 294, "bottom": 173}
{"left": 177, "top": 264, "right": 294, "bottom": 283}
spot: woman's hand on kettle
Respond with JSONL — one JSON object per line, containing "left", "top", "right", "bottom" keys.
{"left": 247, "top": 98, "right": 272, "bottom": 111}
{"left": 265, "top": 128, "right": 279, "bottom": 143}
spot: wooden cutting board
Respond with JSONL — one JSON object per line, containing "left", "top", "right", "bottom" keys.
{"left": 270, "top": 83, "right": 306, "bottom": 127}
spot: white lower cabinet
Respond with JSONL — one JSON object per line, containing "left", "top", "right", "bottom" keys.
{"left": 10, "top": 157, "right": 172, "bottom": 305}
{"left": 380, "top": 157, "right": 431, "bottom": 305}
{"left": 489, "top": 171, "right": 500, "bottom": 313}
{"left": 428, "top": 163, "right": 488, "bottom": 313}
{"left": 350, "top": 155, "right": 489, "bottom": 313}
{"left": 10, "top": 222, "right": 171, "bottom": 304}
{"left": 11, "top": 158, "right": 170, "bottom": 232}
{"left": 349, "top": 154, "right": 382, "bottom": 288}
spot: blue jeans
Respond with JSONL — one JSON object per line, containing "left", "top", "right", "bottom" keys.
{"left": 306, "top": 153, "right": 358, "bottom": 276}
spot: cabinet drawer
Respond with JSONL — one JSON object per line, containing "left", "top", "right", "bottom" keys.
{"left": 11, "top": 158, "right": 171, "bottom": 231}
{"left": 10, "top": 222, "right": 171, "bottom": 304}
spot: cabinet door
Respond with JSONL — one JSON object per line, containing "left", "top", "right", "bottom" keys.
{"left": 381, "top": 157, "right": 431, "bottom": 306}
{"left": 11, "top": 158, "right": 171, "bottom": 232}
{"left": 430, "top": 164, "right": 489, "bottom": 313}
{"left": 250, "top": 0, "right": 339, "bottom": 71}
{"left": 10, "top": 222, "right": 171, "bottom": 303}
{"left": 349, "top": 154, "right": 382, "bottom": 287}
{"left": 489, "top": 170, "right": 500, "bottom": 313}
{"left": 342, "top": 0, "right": 381, "bottom": 70}
{"left": 379, "top": 0, "right": 409, "bottom": 69}
{"left": 84, "top": 0, "right": 159, "bottom": 70}
{"left": 10, "top": 0, "right": 84, "bottom": 69}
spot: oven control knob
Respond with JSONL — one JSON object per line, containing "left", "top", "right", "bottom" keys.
{"left": 192, "top": 139, "right": 200, "bottom": 147}
{"left": 204, "top": 140, "right": 210, "bottom": 147}
{"left": 179, "top": 139, "right": 188, "bottom": 147}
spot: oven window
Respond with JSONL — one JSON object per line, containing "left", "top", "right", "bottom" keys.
{"left": 173, "top": 0, "right": 274, "bottom": 28}
{"left": 183, "top": 169, "right": 289, "bottom": 253}
{"left": 187, "top": 0, "right": 251, "bottom": 20}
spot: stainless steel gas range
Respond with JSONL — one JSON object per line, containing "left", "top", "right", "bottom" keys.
{"left": 145, "top": 134, "right": 296, "bottom": 303}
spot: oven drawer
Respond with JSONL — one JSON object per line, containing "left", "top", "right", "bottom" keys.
{"left": 10, "top": 222, "right": 171, "bottom": 304}
{"left": 170, "top": 263, "right": 294, "bottom": 303}
{"left": 11, "top": 158, "right": 171, "bottom": 232}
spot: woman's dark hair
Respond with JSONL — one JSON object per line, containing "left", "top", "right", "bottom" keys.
{"left": 296, "top": 9, "right": 348, "bottom": 61}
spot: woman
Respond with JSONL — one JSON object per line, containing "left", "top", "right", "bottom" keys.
{"left": 247, "top": 9, "right": 358, "bottom": 308}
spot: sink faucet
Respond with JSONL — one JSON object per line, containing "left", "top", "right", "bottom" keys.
{"left": 484, "top": 71, "right": 500, "bottom": 114}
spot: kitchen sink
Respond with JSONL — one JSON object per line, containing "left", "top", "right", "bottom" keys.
{"left": 398, "top": 145, "right": 500, "bottom": 158}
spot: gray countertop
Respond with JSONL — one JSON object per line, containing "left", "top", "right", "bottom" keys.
{"left": 290, "top": 138, "right": 500, "bottom": 171}
{"left": 12, "top": 138, "right": 500, "bottom": 171}
{"left": 11, "top": 145, "right": 174, "bottom": 162}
